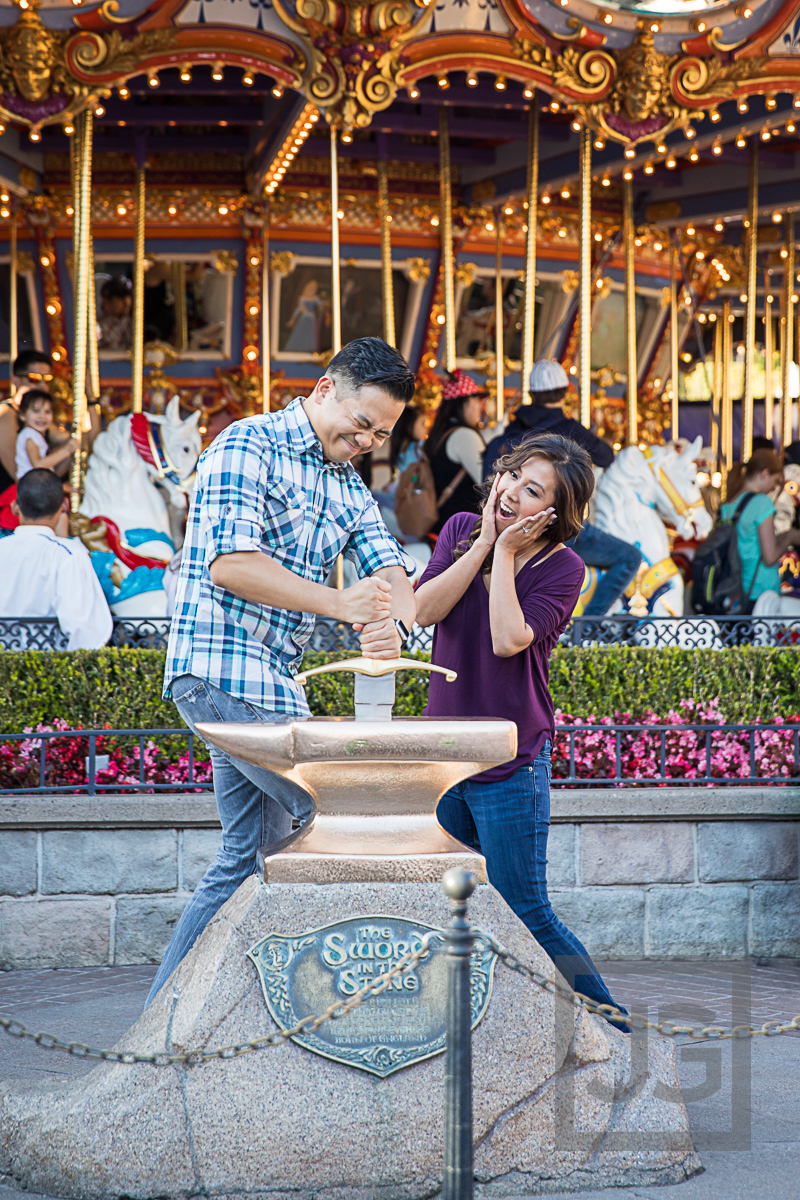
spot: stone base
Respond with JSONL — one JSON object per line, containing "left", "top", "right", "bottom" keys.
{"left": 262, "top": 849, "right": 486, "bottom": 883}
{"left": 0, "top": 877, "right": 701, "bottom": 1199}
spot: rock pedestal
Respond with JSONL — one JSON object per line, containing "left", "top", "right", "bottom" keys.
{"left": 0, "top": 877, "right": 701, "bottom": 1199}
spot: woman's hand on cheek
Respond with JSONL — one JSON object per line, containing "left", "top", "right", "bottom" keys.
{"left": 495, "top": 507, "right": 555, "bottom": 555}
{"left": 477, "top": 475, "right": 500, "bottom": 548}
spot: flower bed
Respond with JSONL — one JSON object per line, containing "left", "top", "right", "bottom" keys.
{"left": 553, "top": 699, "right": 800, "bottom": 785}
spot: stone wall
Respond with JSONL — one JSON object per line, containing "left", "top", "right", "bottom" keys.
{"left": 0, "top": 789, "right": 798, "bottom": 969}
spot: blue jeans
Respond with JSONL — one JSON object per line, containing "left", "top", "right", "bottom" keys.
{"left": 145, "top": 674, "right": 315, "bottom": 1007}
{"left": 437, "top": 742, "right": 627, "bottom": 1024}
{"left": 569, "top": 524, "right": 642, "bottom": 616}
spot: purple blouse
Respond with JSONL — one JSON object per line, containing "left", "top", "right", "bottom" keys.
{"left": 417, "top": 512, "right": 584, "bottom": 783}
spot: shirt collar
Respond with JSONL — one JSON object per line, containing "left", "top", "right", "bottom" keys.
{"left": 282, "top": 396, "right": 350, "bottom": 473}
{"left": 13, "top": 524, "right": 60, "bottom": 541}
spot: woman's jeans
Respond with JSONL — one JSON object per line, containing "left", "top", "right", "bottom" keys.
{"left": 145, "top": 674, "right": 314, "bottom": 1007}
{"left": 437, "top": 741, "right": 626, "bottom": 1019}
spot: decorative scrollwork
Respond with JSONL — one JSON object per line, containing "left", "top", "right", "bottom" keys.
{"left": 672, "top": 53, "right": 769, "bottom": 104}
{"left": 553, "top": 46, "right": 614, "bottom": 96}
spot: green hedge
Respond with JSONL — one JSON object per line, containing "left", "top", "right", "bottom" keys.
{"left": 0, "top": 646, "right": 798, "bottom": 732}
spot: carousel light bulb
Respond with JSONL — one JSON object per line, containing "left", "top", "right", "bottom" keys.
{"left": 272, "top": 84, "right": 284, "bottom": 98}
{"left": 601, "top": 175, "right": 611, "bottom": 187}
{"left": 168, "top": 203, "right": 178, "bottom": 215}
{"left": 736, "top": 133, "right": 747, "bottom": 147}
{"left": 623, "top": 168, "right": 633, "bottom": 180}
{"left": 28, "top": 128, "right": 40, "bottom": 143}
{"left": 46, "top": 301, "right": 60, "bottom": 315}
{"left": 737, "top": 98, "right": 749, "bottom": 113}
{"left": 602, "top": 11, "right": 613, "bottom": 24}
{"left": 248, "top": 303, "right": 260, "bottom": 316}
{"left": 541, "top": 192, "right": 551, "bottom": 204}
{"left": 65, "top": 205, "right": 74, "bottom": 216}
{"left": 39, "top": 253, "right": 51, "bottom": 267}
{"left": 787, "top": 119, "right": 797, "bottom": 134}
{"left": 118, "top": 85, "right": 130, "bottom": 99}
{"left": 244, "top": 349, "right": 257, "bottom": 362}
{"left": 560, "top": 186, "right": 571, "bottom": 199}
{"left": 430, "top": 214, "right": 439, "bottom": 226}
{"left": 436, "top": 313, "right": 445, "bottom": 325}
{"left": 768, "top": 293, "right": 775, "bottom": 303}
{"left": 18, "top": 0, "right": 30, "bottom": 9}
{"left": 148, "top": 71, "right": 160, "bottom": 88}
{"left": 95, "top": 105, "right": 104, "bottom": 117}
{"left": 695, "top": 20, "right": 707, "bottom": 33}
{"left": 594, "top": 136, "right": 605, "bottom": 150}
{"left": 0, "top": 123, "right": 4, "bottom": 136}
{"left": 689, "top": 149, "right": 699, "bottom": 162}
{"left": 180, "top": 66, "right": 192, "bottom": 83}
{"left": 624, "top": 146, "right": 636, "bottom": 159}
{"left": 766, "top": 93, "right": 777, "bottom": 110}
{"left": 773, "top": 211, "right": 783, "bottom": 223}
{"left": 594, "top": 231, "right": 602, "bottom": 241}
{"left": 212, "top": 63, "right": 224, "bottom": 81}
{"left": 656, "top": 141, "right": 667, "bottom": 154}
{"left": 644, "top": 161, "right": 654, "bottom": 174}
{"left": 408, "top": 85, "right": 420, "bottom": 100}
{"left": 709, "top": 312, "right": 717, "bottom": 322}
{"left": 437, "top": 73, "right": 449, "bottom": 90}
{"left": 714, "top": 220, "right": 724, "bottom": 230}
{"left": 571, "top": 119, "right": 581, "bottom": 133}
{"left": 523, "top": 86, "right": 534, "bottom": 99}
{"left": 341, "top": 130, "right": 353, "bottom": 144}
{"left": 63, "top": 120, "right": 75, "bottom": 136}
{"left": 696, "top": 250, "right": 705, "bottom": 260}
{"left": 485, "top": 220, "right": 494, "bottom": 232}
{"left": 698, "top": 312, "right": 707, "bottom": 323}
{"left": 72, "top": 0, "right": 84, "bottom": 5}
{"left": 794, "top": 94, "right": 800, "bottom": 108}
{"left": 522, "top": 223, "right": 528, "bottom": 232}
{"left": 712, "top": 141, "right": 722, "bottom": 155}
{"left": 736, "top": 4, "right": 752, "bottom": 17}
{"left": 649, "top": 21, "right": 659, "bottom": 33}
{"left": 337, "top": 209, "right": 344, "bottom": 219}
{"left": 249, "top": 254, "right": 260, "bottom": 266}
{"left": 557, "top": 227, "right": 567, "bottom": 237}
{"left": 793, "top": 293, "right": 799, "bottom": 304}
{"left": 653, "top": 240, "right": 663, "bottom": 251}
{"left": 684, "top": 124, "right": 696, "bottom": 139}
{"left": 634, "top": 236, "right": 642, "bottom": 246}
{"left": 549, "top": 99, "right": 560, "bottom": 113}
{"left": 0, "top": 207, "right": 8, "bottom": 219}
{"left": 218, "top": 204, "right": 229, "bottom": 215}
{"left": 761, "top": 126, "right": 771, "bottom": 140}
{"left": 560, "top": 0, "right": 568, "bottom": 6}
{"left": 684, "top": 294, "right": 692, "bottom": 305}
{"left": 466, "top": 71, "right": 478, "bottom": 87}
{"left": 428, "top": 357, "right": 437, "bottom": 368}
{"left": 116, "top": 204, "right": 127, "bottom": 216}
{"left": 495, "top": 76, "right": 507, "bottom": 91}
{"left": 740, "top": 292, "right": 748, "bottom": 302}
{"left": 595, "top": 278, "right": 603, "bottom": 289}
{"left": 710, "top": 109, "right": 721, "bottom": 123}
{"left": 242, "top": 71, "right": 255, "bottom": 87}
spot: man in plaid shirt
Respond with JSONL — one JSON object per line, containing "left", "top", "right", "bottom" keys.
{"left": 147, "top": 338, "right": 417, "bottom": 1005}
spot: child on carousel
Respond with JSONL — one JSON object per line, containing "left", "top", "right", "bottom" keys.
{"left": 414, "top": 431, "right": 628, "bottom": 1027}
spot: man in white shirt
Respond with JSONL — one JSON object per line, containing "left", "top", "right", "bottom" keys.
{"left": 0, "top": 469, "right": 112, "bottom": 650}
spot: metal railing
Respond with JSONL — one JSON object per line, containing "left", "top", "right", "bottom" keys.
{"left": 1, "top": 721, "right": 798, "bottom": 794}
{"left": 3, "top": 614, "right": 800, "bottom": 652}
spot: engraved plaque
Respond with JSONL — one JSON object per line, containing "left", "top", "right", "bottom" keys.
{"left": 248, "top": 916, "right": 497, "bottom": 1077}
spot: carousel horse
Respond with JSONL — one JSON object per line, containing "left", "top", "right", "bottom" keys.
{"left": 589, "top": 436, "right": 713, "bottom": 619}
{"left": 79, "top": 397, "right": 201, "bottom": 616}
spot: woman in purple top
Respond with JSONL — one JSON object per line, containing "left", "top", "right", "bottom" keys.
{"left": 415, "top": 433, "right": 627, "bottom": 1025}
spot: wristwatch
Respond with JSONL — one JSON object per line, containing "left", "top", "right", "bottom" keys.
{"left": 394, "top": 618, "right": 411, "bottom": 649}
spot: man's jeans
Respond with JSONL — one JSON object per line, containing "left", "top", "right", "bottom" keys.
{"left": 569, "top": 524, "right": 642, "bottom": 617}
{"left": 437, "top": 742, "right": 627, "bottom": 1022}
{"left": 145, "top": 674, "right": 314, "bottom": 1007}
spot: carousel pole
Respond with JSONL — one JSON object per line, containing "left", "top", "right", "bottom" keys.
{"left": 722, "top": 298, "right": 733, "bottom": 476}
{"left": 623, "top": 178, "right": 637, "bottom": 445}
{"left": 578, "top": 126, "right": 592, "bottom": 428}
{"left": 669, "top": 239, "right": 679, "bottom": 441}
{"left": 377, "top": 156, "right": 395, "bottom": 347}
{"left": 742, "top": 143, "right": 759, "bottom": 461}
{"left": 782, "top": 211, "right": 795, "bottom": 447}
{"left": 9, "top": 211, "right": 17, "bottom": 397}
{"left": 71, "top": 109, "right": 93, "bottom": 513}
{"left": 764, "top": 276, "right": 774, "bottom": 440}
{"left": 131, "top": 139, "right": 146, "bottom": 414}
{"left": 494, "top": 212, "right": 505, "bottom": 423}
{"left": 520, "top": 98, "right": 539, "bottom": 401}
{"left": 330, "top": 126, "right": 342, "bottom": 355}
{"left": 262, "top": 196, "right": 271, "bottom": 413}
{"left": 87, "top": 217, "right": 99, "bottom": 404}
{"left": 712, "top": 315, "right": 721, "bottom": 459}
{"left": 439, "top": 106, "right": 456, "bottom": 373}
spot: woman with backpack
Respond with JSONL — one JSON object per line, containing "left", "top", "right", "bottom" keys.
{"left": 424, "top": 370, "right": 487, "bottom": 534}
{"left": 414, "top": 431, "right": 629, "bottom": 1029}
{"left": 720, "top": 448, "right": 800, "bottom": 615}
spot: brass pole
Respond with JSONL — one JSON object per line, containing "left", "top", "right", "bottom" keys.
{"left": 71, "top": 109, "right": 93, "bottom": 512}
{"left": 669, "top": 239, "right": 679, "bottom": 441}
{"left": 9, "top": 212, "right": 17, "bottom": 397}
{"left": 494, "top": 213, "right": 504, "bottom": 423}
{"left": 131, "top": 164, "right": 145, "bottom": 414}
{"left": 87, "top": 218, "right": 99, "bottom": 404}
{"left": 439, "top": 106, "right": 456, "bottom": 373}
{"left": 520, "top": 98, "right": 539, "bottom": 401}
{"left": 712, "top": 315, "right": 721, "bottom": 459}
{"left": 764, "top": 278, "right": 773, "bottom": 440}
{"left": 722, "top": 298, "right": 733, "bottom": 474}
{"left": 330, "top": 126, "right": 341, "bottom": 355}
{"left": 623, "top": 178, "right": 637, "bottom": 445}
{"left": 742, "top": 143, "right": 758, "bottom": 461}
{"left": 172, "top": 261, "right": 188, "bottom": 353}
{"left": 782, "top": 211, "right": 795, "bottom": 447}
{"left": 578, "top": 127, "right": 592, "bottom": 428}
{"left": 262, "top": 197, "right": 270, "bottom": 414}
{"left": 377, "top": 159, "right": 395, "bottom": 348}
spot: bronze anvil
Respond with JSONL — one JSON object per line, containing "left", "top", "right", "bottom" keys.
{"left": 196, "top": 656, "right": 517, "bottom": 884}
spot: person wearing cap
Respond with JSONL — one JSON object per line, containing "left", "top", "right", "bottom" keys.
{"left": 424, "top": 369, "right": 487, "bottom": 534}
{"left": 483, "top": 360, "right": 642, "bottom": 617}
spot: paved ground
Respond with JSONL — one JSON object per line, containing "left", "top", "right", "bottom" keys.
{"left": 0, "top": 959, "right": 798, "bottom": 1199}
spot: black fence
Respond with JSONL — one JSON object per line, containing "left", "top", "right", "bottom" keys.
{"left": 2, "top": 614, "right": 800, "bottom": 653}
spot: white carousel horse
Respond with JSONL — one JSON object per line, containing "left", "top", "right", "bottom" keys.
{"left": 591, "top": 436, "right": 714, "bottom": 620}
{"left": 79, "top": 397, "right": 201, "bottom": 617}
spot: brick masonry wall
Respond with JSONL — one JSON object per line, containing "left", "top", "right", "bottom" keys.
{"left": 1, "top": 818, "right": 798, "bottom": 968}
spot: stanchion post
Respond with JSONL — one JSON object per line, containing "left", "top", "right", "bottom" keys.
{"left": 442, "top": 868, "right": 476, "bottom": 1200}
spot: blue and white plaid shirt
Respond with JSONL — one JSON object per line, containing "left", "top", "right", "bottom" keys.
{"left": 165, "top": 398, "right": 414, "bottom": 716}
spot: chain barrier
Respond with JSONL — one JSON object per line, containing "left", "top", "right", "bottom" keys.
{"left": 0, "top": 933, "right": 437, "bottom": 1067}
{"left": 2, "top": 924, "right": 800, "bottom": 1065}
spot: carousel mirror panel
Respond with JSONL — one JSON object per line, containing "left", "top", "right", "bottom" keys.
{"left": 93, "top": 254, "right": 235, "bottom": 360}
{"left": 271, "top": 255, "right": 425, "bottom": 363}
{"left": 454, "top": 271, "right": 572, "bottom": 369}
{"left": 0, "top": 261, "right": 40, "bottom": 361}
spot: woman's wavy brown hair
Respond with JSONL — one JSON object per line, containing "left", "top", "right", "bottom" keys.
{"left": 454, "top": 432, "right": 595, "bottom": 572}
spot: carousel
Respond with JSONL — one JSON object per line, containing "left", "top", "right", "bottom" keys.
{"left": 2, "top": 0, "right": 800, "bottom": 618}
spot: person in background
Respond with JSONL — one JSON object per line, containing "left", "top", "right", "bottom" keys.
{"left": 15, "top": 390, "right": 77, "bottom": 479}
{"left": 721, "top": 448, "right": 800, "bottom": 617}
{"left": 425, "top": 370, "right": 487, "bottom": 534}
{"left": 483, "top": 360, "right": 641, "bottom": 617}
{"left": 98, "top": 276, "right": 133, "bottom": 351}
{"left": 0, "top": 469, "right": 112, "bottom": 649}
{"left": 11, "top": 348, "right": 54, "bottom": 395}
{"left": 0, "top": 349, "right": 55, "bottom": 499}
{"left": 390, "top": 403, "right": 428, "bottom": 477}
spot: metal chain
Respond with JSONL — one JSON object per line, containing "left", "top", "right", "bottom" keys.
{"left": 480, "top": 931, "right": 800, "bottom": 1040}
{"left": 0, "top": 933, "right": 437, "bottom": 1067}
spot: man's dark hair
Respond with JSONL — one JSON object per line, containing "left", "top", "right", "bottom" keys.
{"left": 13, "top": 348, "right": 52, "bottom": 376}
{"left": 328, "top": 337, "right": 415, "bottom": 404}
{"left": 17, "top": 389, "right": 53, "bottom": 419}
{"left": 101, "top": 276, "right": 132, "bottom": 301}
{"left": 16, "top": 469, "right": 64, "bottom": 519}
{"left": 530, "top": 386, "right": 568, "bottom": 406}
{"left": 751, "top": 435, "right": 776, "bottom": 455}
